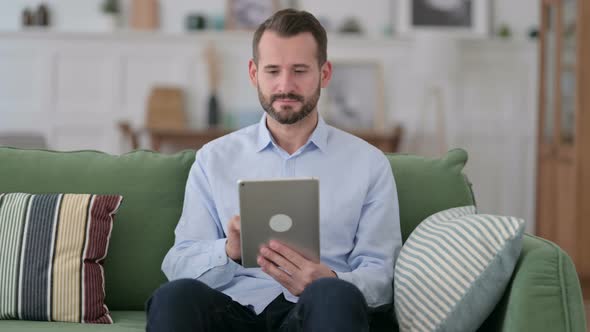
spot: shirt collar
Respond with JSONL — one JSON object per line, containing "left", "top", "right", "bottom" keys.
{"left": 256, "top": 112, "right": 328, "bottom": 153}
{"left": 256, "top": 114, "right": 273, "bottom": 152}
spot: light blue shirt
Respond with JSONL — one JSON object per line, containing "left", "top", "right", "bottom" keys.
{"left": 162, "top": 113, "right": 401, "bottom": 314}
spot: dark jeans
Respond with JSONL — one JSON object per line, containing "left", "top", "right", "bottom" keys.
{"left": 146, "top": 278, "right": 371, "bottom": 332}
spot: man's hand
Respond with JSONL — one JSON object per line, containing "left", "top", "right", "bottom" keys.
{"left": 257, "top": 240, "right": 336, "bottom": 296}
{"left": 225, "top": 215, "right": 241, "bottom": 262}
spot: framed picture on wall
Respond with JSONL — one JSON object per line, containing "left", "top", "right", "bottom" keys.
{"left": 397, "top": 0, "right": 489, "bottom": 36}
{"left": 226, "top": 0, "right": 280, "bottom": 30}
{"left": 322, "top": 61, "right": 385, "bottom": 132}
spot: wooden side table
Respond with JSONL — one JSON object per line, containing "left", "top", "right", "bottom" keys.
{"left": 148, "top": 128, "right": 231, "bottom": 152}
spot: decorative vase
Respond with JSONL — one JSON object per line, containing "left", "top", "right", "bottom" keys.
{"left": 131, "top": 0, "right": 159, "bottom": 30}
{"left": 35, "top": 4, "right": 50, "bottom": 27}
{"left": 22, "top": 8, "right": 34, "bottom": 27}
{"left": 208, "top": 94, "right": 220, "bottom": 127}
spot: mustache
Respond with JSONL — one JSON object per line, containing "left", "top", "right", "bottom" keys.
{"left": 271, "top": 93, "right": 304, "bottom": 103}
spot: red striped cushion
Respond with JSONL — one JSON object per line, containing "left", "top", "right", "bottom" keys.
{"left": 0, "top": 193, "right": 122, "bottom": 324}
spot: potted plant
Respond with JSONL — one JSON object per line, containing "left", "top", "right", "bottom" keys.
{"left": 99, "top": 0, "right": 121, "bottom": 31}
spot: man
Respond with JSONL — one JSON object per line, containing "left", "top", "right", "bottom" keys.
{"left": 146, "top": 9, "right": 401, "bottom": 332}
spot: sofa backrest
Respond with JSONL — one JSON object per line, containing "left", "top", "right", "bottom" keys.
{"left": 386, "top": 148, "right": 475, "bottom": 242}
{"left": 0, "top": 147, "right": 195, "bottom": 310}
{"left": 0, "top": 147, "right": 475, "bottom": 310}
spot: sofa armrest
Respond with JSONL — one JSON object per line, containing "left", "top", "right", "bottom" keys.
{"left": 478, "top": 234, "right": 586, "bottom": 332}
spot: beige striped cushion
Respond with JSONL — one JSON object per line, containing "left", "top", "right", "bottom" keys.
{"left": 0, "top": 193, "right": 122, "bottom": 324}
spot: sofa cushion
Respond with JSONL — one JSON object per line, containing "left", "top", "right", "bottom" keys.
{"left": 386, "top": 149, "right": 475, "bottom": 242}
{"left": 0, "top": 148, "right": 195, "bottom": 311}
{"left": 0, "top": 193, "right": 122, "bottom": 323}
{"left": 394, "top": 206, "right": 525, "bottom": 332}
{"left": 0, "top": 310, "right": 145, "bottom": 331}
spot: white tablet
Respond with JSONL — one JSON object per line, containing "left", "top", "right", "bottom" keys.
{"left": 238, "top": 177, "right": 320, "bottom": 268}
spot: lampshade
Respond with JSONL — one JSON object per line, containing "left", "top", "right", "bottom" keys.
{"left": 411, "top": 31, "right": 460, "bottom": 81}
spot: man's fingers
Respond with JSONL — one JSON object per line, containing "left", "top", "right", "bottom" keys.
{"left": 257, "top": 255, "right": 294, "bottom": 286}
{"left": 269, "top": 240, "right": 307, "bottom": 267}
{"left": 225, "top": 216, "right": 242, "bottom": 261}
{"left": 229, "top": 215, "right": 241, "bottom": 232}
{"left": 259, "top": 246, "right": 299, "bottom": 274}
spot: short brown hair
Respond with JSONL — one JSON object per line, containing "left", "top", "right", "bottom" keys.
{"left": 252, "top": 9, "right": 327, "bottom": 65}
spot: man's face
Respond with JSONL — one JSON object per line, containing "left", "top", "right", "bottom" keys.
{"left": 249, "top": 31, "right": 331, "bottom": 125}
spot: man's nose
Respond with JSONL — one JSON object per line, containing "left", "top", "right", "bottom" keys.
{"left": 276, "top": 72, "right": 296, "bottom": 93}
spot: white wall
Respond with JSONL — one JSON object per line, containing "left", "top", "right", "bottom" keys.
{"left": 0, "top": 1, "right": 541, "bottom": 230}
{"left": 0, "top": 0, "right": 539, "bottom": 39}
{"left": 0, "top": 31, "right": 538, "bottom": 233}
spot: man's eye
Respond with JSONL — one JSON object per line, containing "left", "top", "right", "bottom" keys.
{"left": 267, "top": 71, "right": 279, "bottom": 74}
{"left": 295, "top": 70, "right": 307, "bottom": 74}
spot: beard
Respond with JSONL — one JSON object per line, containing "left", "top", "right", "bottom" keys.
{"left": 258, "top": 83, "right": 321, "bottom": 125}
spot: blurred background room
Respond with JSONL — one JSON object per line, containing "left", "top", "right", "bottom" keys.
{"left": 1, "top": 0, "right": 589, "bottom": 303}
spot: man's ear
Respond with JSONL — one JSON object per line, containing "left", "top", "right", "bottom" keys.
{"left": 320, "top": 60, "right": 332, "bottom": 88}
{"left": 248, "top": 59, "right": 258, "bottom": 87}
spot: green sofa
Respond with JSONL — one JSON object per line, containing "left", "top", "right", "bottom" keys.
{"left": 0, "top": 147, "right": 586, "bottom": 331}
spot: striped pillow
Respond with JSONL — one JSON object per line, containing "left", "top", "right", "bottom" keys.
{"left": 394, "top": 206, "right": 525, "bottom": 332}
{"left": 0, "top": 193, "right": 122, "bottom": 324}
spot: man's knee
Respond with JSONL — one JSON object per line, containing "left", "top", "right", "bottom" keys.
{"left": 147, "top": 279, "right": 225, "bottom": 331}
{"left": 290, "top": 278, "right": 369, "bottom": 331}
{"left": 300, "top": 277, "right": 366, "bottom": 308}
{"left": 148, "top": 279, "right": 213, "bottom": 310}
